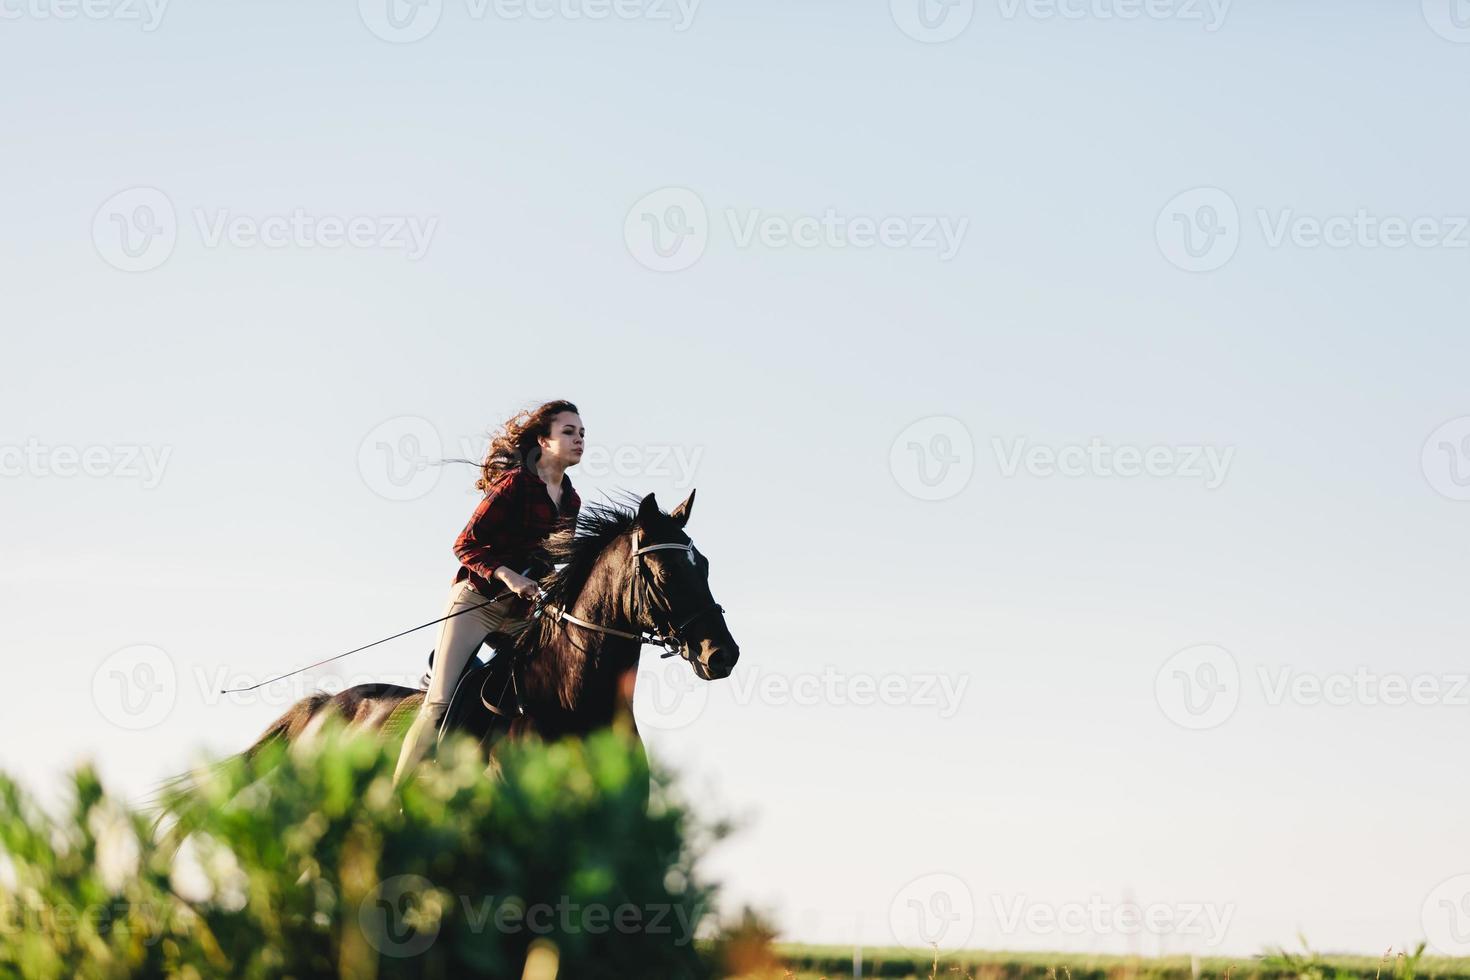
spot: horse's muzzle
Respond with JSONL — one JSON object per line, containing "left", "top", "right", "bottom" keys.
{"left": 695, "top": 643, "right": 739, "bottom": 681}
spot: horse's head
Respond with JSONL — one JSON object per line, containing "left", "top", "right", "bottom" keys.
{"left": 630, "top": 490, "right": 740, "bottom": 681}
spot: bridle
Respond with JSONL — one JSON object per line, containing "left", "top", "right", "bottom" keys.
{"left": 532, "top": 529, "right": 725, "bottom": 662}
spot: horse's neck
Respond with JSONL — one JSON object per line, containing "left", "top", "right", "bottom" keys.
{"left": 527, "top": 558, "right": 641, "bottom": 725}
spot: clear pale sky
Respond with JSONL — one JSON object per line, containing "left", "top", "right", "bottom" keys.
{"left": 4, "top": 0, "right": 1470, "bottom": 958}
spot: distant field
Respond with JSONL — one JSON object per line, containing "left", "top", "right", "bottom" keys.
{"left": 768, "top": 944, "right": 1469, "bottom": 980}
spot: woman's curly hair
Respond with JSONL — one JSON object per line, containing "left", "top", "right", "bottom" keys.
{"left": 476, "top": 400, "right": 580, "bottom": 492}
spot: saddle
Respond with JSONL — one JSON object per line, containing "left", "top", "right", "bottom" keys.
{"left": 424, "top": 632, "right": 528, "bottom": 748}
{"left": 418, "top": 630, "right": 517, "bottom": 692}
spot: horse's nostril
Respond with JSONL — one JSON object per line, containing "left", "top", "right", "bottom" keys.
{"left": 707, "top": 647, "right": 739, "bottom": 678}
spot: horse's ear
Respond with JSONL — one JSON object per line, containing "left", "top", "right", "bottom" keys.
{"left": 670, "top": 489, "right": 696, "bottom": 528}
{"left": 637, "top": 492, "right": 662, "bottom": 527}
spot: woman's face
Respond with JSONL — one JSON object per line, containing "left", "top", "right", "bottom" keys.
{"left": 538, "top": 411, "right": 585, "bottom": 468}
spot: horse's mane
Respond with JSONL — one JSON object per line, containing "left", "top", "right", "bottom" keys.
{"left": 509, "top": 493, "right": 643, "bottom": 658}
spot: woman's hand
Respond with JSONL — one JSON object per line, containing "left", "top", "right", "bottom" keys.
{"left": 495, "top": 567, "right": 542, "bottom": 601}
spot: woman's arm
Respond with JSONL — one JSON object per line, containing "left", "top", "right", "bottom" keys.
{"left": 453, "top": 472, "right": 525, "bottom": 589}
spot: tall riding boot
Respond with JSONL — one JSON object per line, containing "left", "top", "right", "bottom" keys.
{"left": 392, "top": 701, "right": 445, "bottom": 788}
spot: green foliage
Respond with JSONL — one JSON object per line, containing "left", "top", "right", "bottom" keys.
{"left": 0, "top": 765, "right": 195, "bottom": 979}
{"left": 0, "top": 723, "right": 719, "bottom": 979}
{"left": 1261, "top": 933, "right": 1355, "bottom": 980}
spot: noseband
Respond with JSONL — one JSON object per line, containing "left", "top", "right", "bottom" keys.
{"left": 534, "top": 529, "right": 725, "bottom": 661}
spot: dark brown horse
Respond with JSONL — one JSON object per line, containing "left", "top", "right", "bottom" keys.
{"left": 233, "top": 490, "right": 739, "bottom": 772}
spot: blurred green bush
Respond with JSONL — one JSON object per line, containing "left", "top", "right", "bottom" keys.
{"left": 0, "top": 723, "right": 718, "bottom": 979}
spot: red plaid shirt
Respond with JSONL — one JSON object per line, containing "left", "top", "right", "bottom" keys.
{"left": 453, "top": 466, "right": 581, "bottom": 605}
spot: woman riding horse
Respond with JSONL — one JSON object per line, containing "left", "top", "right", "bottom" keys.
{"left": 392, "top": 399, "right": 584, "bottom": 786}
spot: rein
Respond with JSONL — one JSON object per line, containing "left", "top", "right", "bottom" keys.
{"left": 217, "top": 591, "right": 516, "bottom": 695}
{"left": 218, "top": 529, "right": 724, "bottom": 697}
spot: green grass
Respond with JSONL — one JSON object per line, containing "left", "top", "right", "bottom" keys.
{"left": 767, "top": 942, "right": 1463, "bottom": 980}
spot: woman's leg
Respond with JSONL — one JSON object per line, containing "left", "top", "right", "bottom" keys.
{"left": 393, "top": 582, "right": 509, "bottom": 786}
